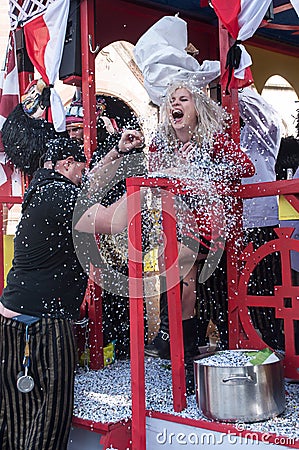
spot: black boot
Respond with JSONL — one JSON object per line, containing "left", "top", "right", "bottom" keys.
{"left": 145, "top": 277, "right": 184, "bottom": 359}
{"left": 144, "top": 288, "right": 170, "bottom": 359}
{"left": 183, "top": 317, "right": 199, "bottom": 395}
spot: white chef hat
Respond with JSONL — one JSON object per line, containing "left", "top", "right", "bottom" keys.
{"left": 133, "top": 15, "right": 221, "bottom": 106}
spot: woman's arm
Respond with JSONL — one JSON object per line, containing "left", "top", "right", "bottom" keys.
{"left": 212, "top": 133, "right": 255, "bottom": 179}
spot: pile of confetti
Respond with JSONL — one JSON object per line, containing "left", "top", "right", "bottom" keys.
{"left": 73, "top": 358, "right": 299, "bottom": 441}
{"left": 195, "top": 349, "right": 255, "bottom": 367}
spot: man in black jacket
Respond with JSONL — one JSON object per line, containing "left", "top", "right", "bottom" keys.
{"left": 0, "top": 137, "right": 87, "bottom": 450}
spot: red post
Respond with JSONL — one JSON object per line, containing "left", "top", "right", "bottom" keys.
{"left": 80, "top": 0, "right": 104, "bottom": 369}
{"left": 87, "top": 279, "right": 104, "bottom": 370}
{"left": 127, "top": 177, "right": 189, "bottom": 449}
{"left": 218, "top": 22, "right": 243, "bottom": 348}
{"left": 161, "top": 190, "right": 187, "bottom": 411}
{"left": 127, "top": 183, "right": 146, "bottom": 450}
{"left": 80, "top": 0, "right": 97, "bottom": 163}
{"left": 218, "top": 23, "right": 240, "bottom": 144}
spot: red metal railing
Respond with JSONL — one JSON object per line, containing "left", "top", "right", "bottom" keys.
{"left": 126, "top": 176, "right": 299, "bottom": 450}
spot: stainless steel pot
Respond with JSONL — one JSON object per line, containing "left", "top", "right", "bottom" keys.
{"left": 194, "top": 350, "right": 286, "bottom": 423}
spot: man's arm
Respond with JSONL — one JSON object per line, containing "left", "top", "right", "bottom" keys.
{"left": 74, "top": 183, "right": 148, "bottom": 235}
{"left": 88, "top": 129, "right": 144, "bottom": 191}
{"left": 74, "top": 194, "right": 128, "bottom": 234}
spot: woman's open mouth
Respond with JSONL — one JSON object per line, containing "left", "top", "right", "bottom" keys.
{"left": 172, "top": 109, "right": 184, "bottom": 122}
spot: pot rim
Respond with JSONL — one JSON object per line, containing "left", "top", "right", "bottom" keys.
{"left": 194, "top": 348, "right": 284, "bottom": 368}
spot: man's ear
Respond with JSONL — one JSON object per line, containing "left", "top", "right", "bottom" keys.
{"left": 65, "top": 156, "right": 74, "bottom": 168}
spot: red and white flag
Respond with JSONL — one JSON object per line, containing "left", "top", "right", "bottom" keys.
{"left": 23, "top": 0, "right": 70, "bottom": 132}
{"left": 211, "top": 0, "right": 272, "bottom": 89}
{"left": 0, "top": 31, "right": 19, "bottom": 131}
{"left": 0, "top": 30, "right": 21, "bottom": 194}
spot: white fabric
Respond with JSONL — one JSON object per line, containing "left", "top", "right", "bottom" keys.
{"left": 0, "top": 153, "right": 6, "bottom": 164}
{"left": 238, "top": 0, "right": 273, "bottom": 41}
{"left": 134, "top": 16, "right": 220, "bottom": 106}
{"left": 11, "top": 168, "right": 22, "bottom": 196}
{"left": 234, "top": 43, "right": 252, "bottom": 80}
{"left": 43, "top": 0, "right": 69, "bottom": 86}
{"left": 290, "top": 0, "right": 299, "bottom": 17}
{"left": 43, "top": 0, "right": 69, "bottom": 132}
{"left": 239, "top": 87, "right": 281, "bottom": 228}
{"left": 50, "top": 89, "right": 66, "bottom": 132}
{"left": 0, "top": 163, "right": 7, "bottom": 187}
{"left": 9, "top": 0, "right": 52, "bottom": 30}
{"left": 0, "top": 57, "right": 19, "bottom": 96}
{"left": 23, "top": 0, "right": 69, "bottom": 131}
{"left": 234, "top": 0, "right": 272, "bottom": 79}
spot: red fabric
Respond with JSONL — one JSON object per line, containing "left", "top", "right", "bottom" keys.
{"left": 0, "top": 31, "right": 19, "bottom": 192}
{"left": 210, "top": 0, "right": 241, "bottom": 38}
{"left": 0, "top": 158, "right": 14, "bottom": 197}
{"left": 221, "top": 66, "right": 254, "bottom": 91}
{"left": 1, "top": 159, "right": 13, "bottom": 180}
{"left": 0, "top": 94, "right": 19, "bottom": 124}
{"left": 149, "top": 135, "right": 254, "bottom": 245}
{"left": 23, "top": 15, "right": 50, "bottom": 84}
{"left": 188, "top": 134, "right": 254, "bottom": 243}
{"left": 210, "top": 0, "right": 254, "bottom": 90}
{"left": 149, "top": 135, "right": 255, "bottom": 179}
{"left": 212, "top": 133, "right": 255, "bottom": 178}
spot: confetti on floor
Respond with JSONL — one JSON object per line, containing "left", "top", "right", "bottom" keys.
{"left": 73, "top": 358, "right": 299, "bottom": 440}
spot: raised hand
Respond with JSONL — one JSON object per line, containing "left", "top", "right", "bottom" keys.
{"left": 117, "top": 129, "right": 144, "bottom": 154}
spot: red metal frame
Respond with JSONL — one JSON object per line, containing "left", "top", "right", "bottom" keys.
{"left": 127, "top": 177, "right": 190, "bottom": 450}
{"left": 218, "top": 21, "right": 244, "bottom": 350}
{"left": 229, "top": 180, "right": 299, "bottom": 379}
{"left": 80, "top": 0, "right": 97, "bottom": 163}
{"left": 126, "top": 177, "right": 299, "bottom": 449}
{"left": 147, "top": 410, "right": 299, "bottom": 448}
{"left": 72, "top": 416, "right": 132, "bottom": 448}
{"left": 160, "top": 189, "right": 187, "bottom": 410}
{"left": 78, "top": 0, "right": 105, "bottom": 370}
{"left": 127, "top": 182, "right": 146, "bottom": 450}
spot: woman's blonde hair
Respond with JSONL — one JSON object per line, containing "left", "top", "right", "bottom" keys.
{"left": 158, "top": 79, "right": 231, "bottom": 147}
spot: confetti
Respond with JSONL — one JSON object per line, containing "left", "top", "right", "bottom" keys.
{"left": 73, "top": 358, "right": 299, "bottom": 440}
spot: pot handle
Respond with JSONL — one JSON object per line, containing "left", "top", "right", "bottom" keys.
{"left": 222, "top": 374, "right": 256, "bottom": 383}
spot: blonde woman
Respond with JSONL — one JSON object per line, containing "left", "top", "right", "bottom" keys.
{"left": 145, "top": 80, "right": 255, "bottom": 393}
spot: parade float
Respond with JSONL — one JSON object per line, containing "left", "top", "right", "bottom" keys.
{"left": 1, "top": 1, "right": 299, "bottom": 449}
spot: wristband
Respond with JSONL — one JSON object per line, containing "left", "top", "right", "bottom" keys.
{"left": 115, "top": 142, "right": 145, "bottom": 155}
{"left": 115, "top": 143, "right": 127, "bottom": 155}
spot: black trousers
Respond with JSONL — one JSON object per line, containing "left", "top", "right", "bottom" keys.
{"left": 0, "top": 315, "right": 76, "bottom": 450}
